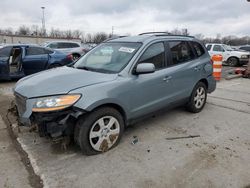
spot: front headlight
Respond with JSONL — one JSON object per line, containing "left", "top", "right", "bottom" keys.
{"left": 32, "top": 94, "right": 81, "bottom": 112}
{"left": 241, "top": 55, "right": 248, "bottom": 59}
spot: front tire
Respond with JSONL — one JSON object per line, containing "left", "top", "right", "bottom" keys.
{"left": 227, "top": 57, "right": 239, "bottom": 67}
{"left": 75, "top": 107, "right": 124, "bottom": 155}
{"left": 186, "top": 82, "right": 207, "bottom": 113}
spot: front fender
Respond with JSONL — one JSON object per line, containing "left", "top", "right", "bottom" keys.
{"left": 69, "top": 81, "right": 131, "bottom": 120}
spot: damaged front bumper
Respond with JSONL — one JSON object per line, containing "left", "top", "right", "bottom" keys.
{"left": 32, "top": 107, "right": 84, "bottom": 138}
{"left": 14, "top": 92, "right": 85, "bottom": 138}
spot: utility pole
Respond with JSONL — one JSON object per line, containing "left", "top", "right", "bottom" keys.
{"left": 111, "top": 26, "right": 114, "bottom": 37}
{"left": 41, "top": 7, "right": 46, "bottom": 36}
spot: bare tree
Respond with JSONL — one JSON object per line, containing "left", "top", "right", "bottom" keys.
{"left": 18, "top": 25, "right": 30, "bottom": 35}
{"left": 64, "top": 30, "right": 73, "bottom": 39}
{"left": 30, "top": 25, "right": 39, "bottom": 36}
{"left": 92, "top": 32, "right": 108, "bottom": 43}
{"left": 72, "top": 30, "right": 82, "bottom": 38}
{"left": 84, "top": 33, "right": 93, "bottom": 43}
{"left": 194, "top": 33, "right": 204, "bottom": 40}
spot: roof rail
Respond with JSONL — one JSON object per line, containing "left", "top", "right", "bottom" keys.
{"left": 139, "top": 32, "right": 171, "bottom": 35}
{"left": 102, "top": 35, "right": 128, "bottom": 43}
{"left": 139, "top": 32, "right": 194, "bottom": 38}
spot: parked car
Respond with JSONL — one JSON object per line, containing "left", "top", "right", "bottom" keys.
{"left": 0, "top": 44, "right": 73, "bottom": 80}
{"left": 81, "top": 43, "right": 96, "bottom": 52}
{"left": 43, "top": 41, "right": 87, "bottom": 60}
{"left": 14, "top": 33, "right": 216, "bottom": 155}
{"left": 206, "top": 43, "right": 250, "bottom": 66}
{"left": 238, "top": 45, "right": 250, "bottom": 52}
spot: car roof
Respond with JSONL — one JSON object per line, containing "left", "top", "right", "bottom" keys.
{"left": 206, "top": 43, "right": 228, "bottom": 45}
{"left": 46, "top": 41, "right": 80, "bottom": 44}
{"left": 2, "top": 44, "right": 39, "bottom": 48}
{"left": 107, "top": 33, "right": 196, "bottom": 43}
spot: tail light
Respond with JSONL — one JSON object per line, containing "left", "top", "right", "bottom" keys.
{"left": 66, "top": 54, "right": 73, "bottom": 61}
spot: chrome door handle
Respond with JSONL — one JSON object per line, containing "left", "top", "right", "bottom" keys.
{"left": 163, "top": 76, "right": 172, "bottom": 82}
{"left": 194, "top": 67, "right": 200, "bottom": 71}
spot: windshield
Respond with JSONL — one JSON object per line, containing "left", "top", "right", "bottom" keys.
{"left": 74, "top": 42, "right": 141, "bottom": 73}
{"left": 222, "top": 44, "right": 233, "bottom": 51}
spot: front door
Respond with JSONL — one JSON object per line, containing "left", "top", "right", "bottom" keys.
{"left": 128, "top": 42, "right": 174, "bottom": 118}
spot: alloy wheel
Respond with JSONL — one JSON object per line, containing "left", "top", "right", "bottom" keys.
{"left": 89, "top": 116, "right": 120, "bottom": 152}
{"left": 194, "top": 87, "right": 206, "bottom": 109}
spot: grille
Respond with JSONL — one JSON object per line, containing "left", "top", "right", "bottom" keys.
{"left": 14, "top": 92, "right": 27, "bottom": 116}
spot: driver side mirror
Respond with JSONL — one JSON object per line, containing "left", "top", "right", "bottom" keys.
{"left": 135, "top": 63, "right": 155, "bottom": 74}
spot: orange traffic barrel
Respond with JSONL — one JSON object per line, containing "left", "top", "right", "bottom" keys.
{"left": 212, "top": 55, "right": 223, "bottom": 81}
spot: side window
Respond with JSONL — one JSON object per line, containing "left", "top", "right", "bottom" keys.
{"left": 240, "top": 47, "right": 250, "bottom": 51}
{"left": 213, "top": 45, "right": 224, "bottom": 52}
{"left": 70, "top": 43, "right": 80, "bottom": 48}
{"left": 48, "top": 43, "right": 58, "bottom": 49}
{"left": 0, "top": 46, "right": 12, "bottom": 57}
{"left": 206, "top": 45, "right": 212, "bottom": 51}
{"left": 169, "top": 41, "right": 195, "bottom": 65}
{"left": 44, "top": 48, "right": 54, "bottom": 54}
{"left": 191, "top": 42, "right": 205, "bottom": 57}
{"left": 26, "top": 47, "right": 46, "bottom": 55}
{"left": 138, "top": 42, "right": 165, "bottom": 70}
{"left": 57, "top": 43, "right": 65, "bottom": 49}
{"left": 62, "top": 43, "right": 71, "bottom": 48}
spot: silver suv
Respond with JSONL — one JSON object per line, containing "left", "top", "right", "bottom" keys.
{"left": 43, "top": 41, "right": 86, "bottom": 60}
{"left": 14, "top": 32, "right": 216, "bottom": 155}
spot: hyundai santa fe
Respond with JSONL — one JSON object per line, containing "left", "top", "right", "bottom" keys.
{"left": 14, "top": 32, "right": 216, "bottom": 155}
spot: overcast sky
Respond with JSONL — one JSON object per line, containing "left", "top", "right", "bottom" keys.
{"left": 0, "top": 0, "right": 250, "bottom": 37}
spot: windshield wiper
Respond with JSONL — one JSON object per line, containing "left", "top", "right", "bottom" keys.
{"left": 76, "top": 66, "right": 115, "bottom": 73}
{"left": 76, "top": 66, "right": 100, "bottom": 72}
{"left": 77, "top": 66, "right": 89, "bottom": 70}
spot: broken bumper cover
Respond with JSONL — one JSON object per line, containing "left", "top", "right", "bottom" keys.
{"left": 14, "top": 92, "right": 85, "bottom": 137}
{"left": 32, "top": 108, "right": 84, "bottom": 138}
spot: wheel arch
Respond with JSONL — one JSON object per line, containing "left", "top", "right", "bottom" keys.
{"left": 90, "top": 103, "right": 128, "bottom": 125}
{"left": 72, "top": 53, "right": 81, "bottom": 57}
{"left": 198, "top": 78, "right": 208, "bottom": 89}
{"left": 47, "top": 62, "right": 62, "bottom": 69}
{"left": 226, "top": 56, "right": 239, "bottom": 62}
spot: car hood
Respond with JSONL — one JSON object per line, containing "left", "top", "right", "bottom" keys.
{"left": 14, "top": 66, "right": 118, "bottom": 98}
{"left": 231, "top": 50, "right": 250, "bottom": 55}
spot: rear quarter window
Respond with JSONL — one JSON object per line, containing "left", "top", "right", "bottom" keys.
{"left": 206, "top": 45, "right": 212, "bottom": 51}
{"left": 169, "top": 41, "right": 195, "bottom": 65}
{"left": 191, "top": 42, "right": 205, "bottom": 57}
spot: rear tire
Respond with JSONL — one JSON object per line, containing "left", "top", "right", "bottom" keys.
{"left": 75, "top": 107, "right": 124, "bottom": 155}
{"left": 72, "top": 54, "right": 80, "bottom": 61}
{"left": 186, "top": 82, "right": 207, "bottom": 113}
{"left": 48, "top": 63, "right": 61, "bottom": 69}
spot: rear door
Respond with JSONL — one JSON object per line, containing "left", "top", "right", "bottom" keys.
{"left": 163, "top": 40, "right": 200, "bottom": 101}
{"left": 22, "top": 46, "right": 49, "bottom": 75}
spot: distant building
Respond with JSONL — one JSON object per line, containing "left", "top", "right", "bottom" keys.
{"left": 0, "top": 34, "right": 81, "bottom": 45}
